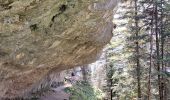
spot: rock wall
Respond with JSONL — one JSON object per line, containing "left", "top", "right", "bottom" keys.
{"left": 0, "top": 0, "right": 119, "bottom": 98}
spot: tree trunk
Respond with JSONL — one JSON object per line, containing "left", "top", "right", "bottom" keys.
{"left": 81, "top": 66, "right": 88, "bottom": 82}
{"left": 134, "top": 0, "right": 141, "bottom": 99}
{"left": 154, "top": 2, "right": 162, "bottom": 100}
{"left": 148, "top": 6, "right": 154, "bottom": 99}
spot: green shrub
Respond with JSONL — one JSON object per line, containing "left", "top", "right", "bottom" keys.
{"left": 64, "top": 81, "right": 104, "bottom": 100}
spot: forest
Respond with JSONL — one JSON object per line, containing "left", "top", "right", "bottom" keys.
{"left": 105, "top": 0, "right": 170, "bottom": 99}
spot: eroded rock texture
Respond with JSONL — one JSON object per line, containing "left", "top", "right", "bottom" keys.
{"left": 0, "top": 0, "right": 118, "bottom": 98}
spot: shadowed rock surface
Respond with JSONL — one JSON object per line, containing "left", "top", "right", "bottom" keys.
{"left": 0, "top": 0, "right": 119, "bottom": 98}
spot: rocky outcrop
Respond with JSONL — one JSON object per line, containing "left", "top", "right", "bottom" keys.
{"left": 0, "top": 0, "right": 119, "bottom": 98}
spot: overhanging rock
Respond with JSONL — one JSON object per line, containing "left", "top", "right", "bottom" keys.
{"left": 0, "top": 0, "right": 119, "bottom": 98}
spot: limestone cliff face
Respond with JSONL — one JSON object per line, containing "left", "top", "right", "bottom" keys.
{"left": 0, "top": 0, "right": 118, "bottom": 98}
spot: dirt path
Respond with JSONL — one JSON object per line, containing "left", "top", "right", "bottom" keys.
{"left": 39, "top": 84, "right": 72, "bottom": 100}
{"left": 39, "top": 91, "right": 70, "bottom": 100}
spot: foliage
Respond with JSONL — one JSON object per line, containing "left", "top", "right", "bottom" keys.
{"left": 64, "top": 81, "right": 104, "bottom": 100}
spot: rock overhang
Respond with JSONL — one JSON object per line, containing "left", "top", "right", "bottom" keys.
{"left": 0, "top": 0, "right": 119, "bottom": 98}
